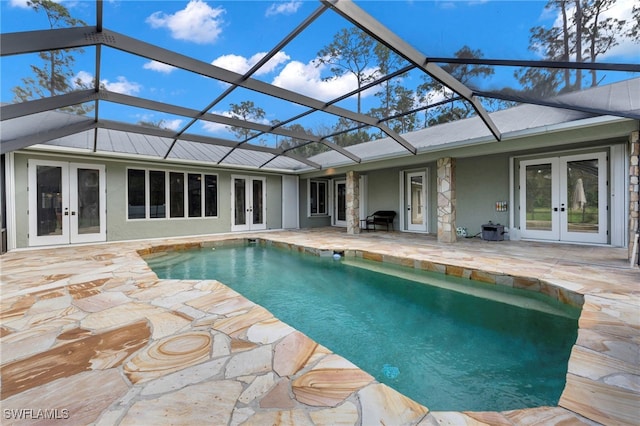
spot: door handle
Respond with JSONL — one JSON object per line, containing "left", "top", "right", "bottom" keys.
{"left": 553, "top": 207, "right": 558, "bottom": 212}
{"left": 71, "top": 211, "right": 76, "bottom": 216}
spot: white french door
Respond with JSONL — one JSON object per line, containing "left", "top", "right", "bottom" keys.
{"left": 333, "top": 180, "right": 347, "bottom": 227}
{"left": 231, "top": 175, "right": 266, "bottom": 231}
{"left": 519, "top": 152, "right": 607, "bottom": 244}
{"left": 405, "top": 171, "right": 427, "bottom": 232}
{"left": 28, "top": 160, "right": 106, "bottom": 246}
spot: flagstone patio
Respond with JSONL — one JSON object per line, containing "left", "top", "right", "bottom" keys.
{"left": 1, "top": 228, "right": 638, "bottom": 425}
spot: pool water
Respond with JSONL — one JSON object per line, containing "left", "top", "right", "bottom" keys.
{"left": 145, "top": 244, "right": 580, "bottom": 412}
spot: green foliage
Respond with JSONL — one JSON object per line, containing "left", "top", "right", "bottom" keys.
{"left": 137, "top": 119, "right": 169, "bottom": 129}
{"left": 12, "top": 0, "right": 93, "bottom": 115}
{"left": 369, "top": 44, "right": 418, "bottom": 135}
{"left": 517, "top": 0, "right": 630, "bottom": 95}
{"left": 276, "top": 123, "right": 330, "bottom": 158}
{"left": 226, "top": 101, "right": 266, "bottom": 142}
{"left": 417, "top": 46, "right": 496, "bottom": 126}
{"left": 315, "top": 27, "right": 377, "bottom": 114}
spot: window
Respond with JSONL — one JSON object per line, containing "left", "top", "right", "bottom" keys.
{"left": 149, "top": 170, "right": 166, "bottom": 219}
{"left": 127, "top": 169, "right": 146, "bottom": 219}
{"left": 204, "top": 175, "right": 217, "bottom": 217}
{"left": 188, "top": 174, "right": 202, "bottom": 217}
{"left": 127, "top": 169, "right": 217, "bottom": 220}
{"left": 309, "top": 180, "right": 327, "bottom": 216}
{"left": 169, "top": 172, "right": 184, "bottom": 218}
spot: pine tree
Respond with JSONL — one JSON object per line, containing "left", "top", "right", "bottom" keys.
{"left": 11, "top": 0, "right": 94, "bottom": 115}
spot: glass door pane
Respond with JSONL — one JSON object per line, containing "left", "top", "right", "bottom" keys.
{"left": 336, "top": 181, "right": 346, "bottom": 223}
{"left": 234, "top": 178, "right": 247, "bottom": 226}
{"left": 252, "top": 179, "right": 264, "bottom": 225}
{"left": 76, "top": 168, "right": 101, "bottom": 235}
{"left": 566, "top": 159, "right": 598, "bottom": 233}
{"left": 29, "top": 160, "right": 69, "bottom": 246}
{"left": 560, "top": 152, "right": 607, "bottom": 244}
{"left": 524, "top": 163, "right": 553, "bottom": 231}
{"left": 406, "top": 171, "right": 427, "bottom": 232}
{"left": 36, "top": 165, "right": 63, "bottom": 237}
{"left": 70, "top": 164, "right": 106, "bottom": 244}
{"left": 410, "top": 175, "right": 423, "bottom": 225}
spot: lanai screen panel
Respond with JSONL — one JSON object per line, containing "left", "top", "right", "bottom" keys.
{"left": 1, "top": 0, "right": 638, "bottom": 170}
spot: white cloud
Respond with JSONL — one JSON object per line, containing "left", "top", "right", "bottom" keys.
{"left": 266, "top": 1, "right": 302, "bottom": 17}
{"left": 162, "top": 119, "right": 184, "bottom": 131}
{"left": 271, "top": 59, "right": 378, "bottom": 101}
{"left": 211, "top": 51, "right": 290, "bottom": 76}
{"left": 134, "top": 115, "right": 183, "bottom": 130}
{"left": 74, "top": 70, "right": 94, "bottom": 87}
{"left": 103, "top": 76, "right": 142, "bottom": 95}
{"left": 146, "top": 0, "right": 225, "bottom": 44}
{"left": 143, "top": 61, "right": 176, "bottom": 74}
{"left": 200, "top": 108, "right": 273, "bottom": 135}
{"left": 201, "top": 110, "right": 233, "bottom": 134}
{"left": 9, "top": 0, "right": 30, "bottom": 8}
{"left": 74, "top": 71, "right": 141, "bottom": 96}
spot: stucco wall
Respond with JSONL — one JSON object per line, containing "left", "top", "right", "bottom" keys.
{"left": 298, "top": 178, "right": 332, "bottom": 229}
{"left": 11, "top": 152, "right": 284, "bottom": 248}
{"left": 106, "top": 162, "right": 232, "bottom": 241}
{"left": 456, "top": 155, "right": 510, "bottom": 237}
{"left": 266, "top": 175, "right": 283, "bottom": 230}
{"left": 365, "top": 168, "right": 402, "bottom": 231}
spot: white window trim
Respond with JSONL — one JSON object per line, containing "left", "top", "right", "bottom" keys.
{"left": 307, "top": 179, "right": 329, "bottom": 217}
{"left": 126, "top": 167, "right": 218, "bottom": 221}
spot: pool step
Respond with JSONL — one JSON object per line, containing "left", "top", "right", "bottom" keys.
{"left": 341, "top": 259, "right": 579, "bottom": 319}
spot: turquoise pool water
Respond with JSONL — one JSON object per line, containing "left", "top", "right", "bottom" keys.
{"left": 145, "top": 244, "right": 580, "bottom": 411}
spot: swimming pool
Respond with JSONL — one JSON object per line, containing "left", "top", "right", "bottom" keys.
{"left": 145, "top": 243, "right": 580, "bottom": 412}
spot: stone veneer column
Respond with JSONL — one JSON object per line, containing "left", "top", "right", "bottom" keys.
{"left": 437, "top": 157, "right": 457, "bottom": 243}
{"left": 346, "top": 170, "right": 360, "bottom": 235}
{"left": 629, "top": 131, "right": 639, "bottom": 260}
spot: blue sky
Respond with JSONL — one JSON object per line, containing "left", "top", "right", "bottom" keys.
{"left": 1, "top": 0, "right": 637, "bottom": 143}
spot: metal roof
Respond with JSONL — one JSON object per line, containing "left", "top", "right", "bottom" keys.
{"left": 1, "top": 0, "right": 638, "bottom": 172}
{"left": 307, "top": 78, "right": 640, "bottom": 169}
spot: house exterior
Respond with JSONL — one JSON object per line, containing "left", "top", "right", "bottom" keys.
{"left": 2, "top": 79, "right": 639, "bottom": 258}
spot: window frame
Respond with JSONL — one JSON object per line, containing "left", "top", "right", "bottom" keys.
{"left": 126, "top": 167, "right": 218, "bottom": 221}
{"left": 308, "top": 179, "right": 328, "bottom": 217}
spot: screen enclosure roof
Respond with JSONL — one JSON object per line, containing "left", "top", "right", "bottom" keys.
{"left": 1, "top": 0, "right": 638, "bottom": 173}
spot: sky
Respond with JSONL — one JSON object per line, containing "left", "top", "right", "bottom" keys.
{"left": 1, "top": 0, "right": 638, "bottom": 144}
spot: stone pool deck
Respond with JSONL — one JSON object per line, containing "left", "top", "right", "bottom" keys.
{"left": 1, "top": 228, "right": 638, "bottom": 425}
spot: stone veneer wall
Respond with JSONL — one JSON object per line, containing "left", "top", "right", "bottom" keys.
{"left": 437, "top": 157, "right": 457, "bottom": 243}
{"left": 346, "top": 170, "right": 360, "bottom": 235}
{"left": 630, "top": 131, "right": 639, "bottom": 261}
